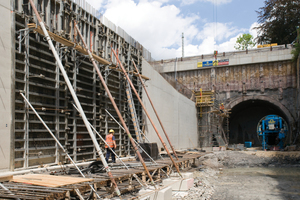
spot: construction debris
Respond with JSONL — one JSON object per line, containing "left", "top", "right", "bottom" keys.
{"left": 0, "top": 153, "right": 202, "bottom": 199}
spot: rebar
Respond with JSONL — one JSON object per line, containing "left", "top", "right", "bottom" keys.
{"left": 0, "top": 183, "right": 20, "bottom": 200}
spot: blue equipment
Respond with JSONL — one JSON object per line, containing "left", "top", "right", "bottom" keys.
{"left": 257, "top": 115, "right": 286, "bottom": 150}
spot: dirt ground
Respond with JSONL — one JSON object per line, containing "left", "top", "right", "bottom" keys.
{"left": 178, "top": 150, "right": 300, "bottom": 200}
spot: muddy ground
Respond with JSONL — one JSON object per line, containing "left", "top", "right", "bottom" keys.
{"left": 177, "top": 151, "right": 300, "bottom": 200}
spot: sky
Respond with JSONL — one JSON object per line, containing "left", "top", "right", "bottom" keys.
{"left": 85, "top": 0, "right": 265, "bottom": 60}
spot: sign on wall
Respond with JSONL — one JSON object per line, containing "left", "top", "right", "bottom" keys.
{"left": 197, "top": 59, "right": 229, "bottom": 68}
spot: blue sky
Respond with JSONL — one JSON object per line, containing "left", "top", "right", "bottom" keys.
{"left": 85, "top": 0, "right": 265, "bottom": 60}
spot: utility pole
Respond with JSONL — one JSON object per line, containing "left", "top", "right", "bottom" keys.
{"left": 182, "top": 32, "right": 184, "bottom": 58}
{"left": 297, "top": 26, "right": 299, "bottom": 44}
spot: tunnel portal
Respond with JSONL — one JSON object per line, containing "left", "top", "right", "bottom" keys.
{"left": 228, "top": 99, "right": 289, "bottom": 147}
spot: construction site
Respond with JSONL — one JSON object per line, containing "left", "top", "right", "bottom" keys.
{"left": 0, "top": 0, "right": 300, "bottom": 199}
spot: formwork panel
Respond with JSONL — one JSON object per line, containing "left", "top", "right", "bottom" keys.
{"left": 12, "top": 0, "right": 144, "bottom": 169}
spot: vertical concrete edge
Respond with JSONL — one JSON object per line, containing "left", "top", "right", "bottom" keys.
{"left": 142, "top": 58, "right": 198, "bottom": 150}
{"left": 10, "top": 0, "right": 15, "bottom": 171}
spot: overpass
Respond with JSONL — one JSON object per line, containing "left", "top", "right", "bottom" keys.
{"left": 151, "top": 45, "right": 300, "bottom": 147}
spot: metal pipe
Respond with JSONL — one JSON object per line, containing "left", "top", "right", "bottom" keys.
{"left": 72, "top": 105, "right": 127, "bottom": 168}
{"left": 27, "top": 0, "right": 121, "bottom": 196}
{"left": 20, "top": 93, "right": 100, "bottom": 199}
{"left": 105, "top": 109, "right": 157, "bottom": 164}
{"left": 72, "top": 104, "right": 147, "bottom": 188}
{"left": 105, "top": 109, "right": 169, "bottom": 178}
{"left": 105, "top": 109, "right": 158, "bottom": 165}
{"left": 73, "top": 21, "right": 156, "bottom": 187}
{"left": 0, "top": 183, "right": 20, "bottom": 200}
{"left": 131, "top": 59, "right": 179, "bottom": 160}
{"left": 112, "top": 49, "right": 182, "bottom": 177}
{"left": 125, "top": 113, "right": 165, "bottom": 160}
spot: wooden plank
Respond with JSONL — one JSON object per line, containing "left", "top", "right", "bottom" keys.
{"left": 27, "top": 23, "right": 110, "bottom": 65}
{"left": 1, "top": 154, "right": 203, "bottom": 199}
{"left": 12, "top": 174, "right": 94, "bottom": 188}
{"left": 0, "top": 174, "right": 13, "bottom": 182}
{"left": 109, "top": 66, "right": 150, "bottom": 80}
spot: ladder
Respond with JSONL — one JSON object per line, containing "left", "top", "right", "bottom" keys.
{"left": 210, "top": 105, "right": 227, "bottom": 147}
{"left": 125, "top": 79, "right": 143, "bottom": 143}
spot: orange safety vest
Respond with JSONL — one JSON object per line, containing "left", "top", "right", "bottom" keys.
{"left": 220, "top": 104, "right": 225, "bottom": 110}
{"left": 105, "top": 134, "right": 114, "bottom": 148}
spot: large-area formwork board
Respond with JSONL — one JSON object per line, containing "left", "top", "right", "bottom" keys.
{"left": 11, "top": 0, "right": 144, "bottom": 170}
{"left": 141, "top": 58, "right": 198, "bottom": 150}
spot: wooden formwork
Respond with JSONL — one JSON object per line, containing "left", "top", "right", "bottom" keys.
{"left": 0, "top": 153, "right": 203, "bottom": 199}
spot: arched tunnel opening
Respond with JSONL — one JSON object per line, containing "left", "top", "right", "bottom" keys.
{"left": 227, "top": 99, "right": 290, "bottom": 147}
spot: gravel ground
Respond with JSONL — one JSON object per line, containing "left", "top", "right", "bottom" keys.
{"left": 172, "top": 150, "right": 300, "bottom": 200}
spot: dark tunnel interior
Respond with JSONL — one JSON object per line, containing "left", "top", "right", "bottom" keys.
{"left": 227, "top": 99, "right": 289, "bottom": 147}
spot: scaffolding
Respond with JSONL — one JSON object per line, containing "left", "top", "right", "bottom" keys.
{"left": 195, "top": 89, "right": 229, "bottom": 147}
{"left": 195, "top": 89, "right": 214, "bottom": 117}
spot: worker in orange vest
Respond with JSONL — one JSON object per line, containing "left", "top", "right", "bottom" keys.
{"left": 105, "top": 129, "right": 117, "bottom": 163}
{"left": 219, "top": 103, "right": 225, "bottom": 113}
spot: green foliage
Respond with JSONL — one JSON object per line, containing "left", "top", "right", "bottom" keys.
{"left": 291, "top": 27, "right": 300, "bottom": 62}
{"left": 234, "top": 33, "right": 256, "bottom": 50}
{"left": 291, "top": 42, "right": 300, "bottom": 63}
{"left": 256, "top": 0, "right": 300, "bottom": 45}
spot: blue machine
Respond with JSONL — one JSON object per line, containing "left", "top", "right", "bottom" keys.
{"left": 257, "top": 115, "right": 287, "bottom": 150}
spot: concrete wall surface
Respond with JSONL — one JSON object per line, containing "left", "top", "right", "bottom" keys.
{"left": 0, "top": 1, "right": 13, "bottom": 171}
{"left": 152, "top": 46, "right": 298, "bottom": 148}
{"left": 154, "top": 45, "right": 293, "bottom": 73}
{"left": 142, "top": 58, "right": 198, "bottom": 150}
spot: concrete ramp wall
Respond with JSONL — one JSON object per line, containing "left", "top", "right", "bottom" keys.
{"left": 142, "top": 58, "right": 198, "bottom": 150}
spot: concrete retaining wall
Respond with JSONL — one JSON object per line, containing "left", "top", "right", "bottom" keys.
{"left": 154, "top": 45, "right": 293, "bottom": 73}
{"left": 0, "top": 1, "right": 13, "bottom": 171}
{"left": 142, "top": 58, "right": 198, "bottom": 150}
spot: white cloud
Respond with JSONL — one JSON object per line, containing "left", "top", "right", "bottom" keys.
{"left": 102, "top": 0, "right": 200, "bottom": 59}
{"left": 85, "top": 0, "right": 256, "bottom": 59}
{"left": 249, "top": 22, "right": 260, "bottom": 42}
{"left": 181, "top": 0, "right": 232, "bottom": 6}
{"left": 217, "top": 36, "right": 239, "bottom": 52}
{"left": 84, "top": 0, "right": 104, "bottom": 10}
{"left": 197, "top": 22, "right": 243, "bottom": 42}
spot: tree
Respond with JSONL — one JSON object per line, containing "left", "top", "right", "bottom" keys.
{"left": 291, "top": 27, "right": 300, "bottom": 62}
{"left": 234, "top": 33, "right": 256, "bottom": 50}
{"left": 256, "top": 0, "right": 300, "bottom": 45}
